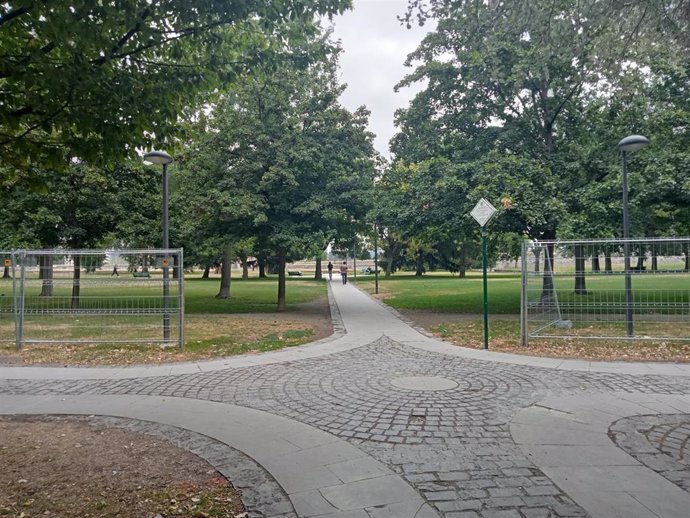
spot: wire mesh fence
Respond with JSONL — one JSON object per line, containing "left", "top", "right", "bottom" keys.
{"left": 11, "top": 249, "right": 184, "bottom": 349}
{"left": 0, "top": 251, "right": 14, "bottom": 342}
{"left": 521, "top": 238, "right": 690, "bottom": 344}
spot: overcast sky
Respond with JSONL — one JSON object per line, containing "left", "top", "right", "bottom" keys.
{"left": 328, "top": 1, "right": 434, "bottom": 159}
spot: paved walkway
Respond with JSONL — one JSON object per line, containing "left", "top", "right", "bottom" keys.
{"left": 3, "top": 279, "right": 690, "bottom": 517}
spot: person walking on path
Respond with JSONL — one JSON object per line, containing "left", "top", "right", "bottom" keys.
{"left": 327, "top": 261, "right": 333, "bottom": 281}
{"left": 339, "top": 261, "right": 348, "bottom": 285}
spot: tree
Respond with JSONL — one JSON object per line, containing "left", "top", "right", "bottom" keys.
{"left": 176, "top": 39, "right": 376, "bottom": 309}
{"left": 0, "top": 161, "right": 159, "bottom": 302}
{"left": 0, "top": 0, "right": 350, "bottom": 174}
{"left": 390, "top": 0, "right": 690, "bottom": 299}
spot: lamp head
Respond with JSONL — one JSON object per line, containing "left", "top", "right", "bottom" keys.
{"left": 143, "top": 150, "right": 173, "bottom": 165}
{"left": 618, "top": 135, "right": 649, "bottom": 152}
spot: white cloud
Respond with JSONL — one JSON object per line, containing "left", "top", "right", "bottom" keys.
{"left": 329, "top": 0, "right": 434, "bottom": 159}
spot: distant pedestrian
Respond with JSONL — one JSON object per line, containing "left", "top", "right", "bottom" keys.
{"left": 340, "top": 261, "right": 348, "bottom": 285}
{"left": 111, "top": 265, "right": 119, "bottom": 277}
{"left": 327, "top": 261, "right": 333, "bottom": 280}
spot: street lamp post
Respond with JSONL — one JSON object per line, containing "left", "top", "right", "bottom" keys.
{"left": 374, "top": 222, "right": 379, "bottom": 295}
{"left": 143, "top": 150, "right": 174, "bottom": 343}
{"left": 617, "top": 135, "right": 649, "bottom": 337}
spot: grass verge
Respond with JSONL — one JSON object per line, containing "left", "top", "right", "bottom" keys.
{"left": 433, "top": 319, "right": 690, "bottom": 362}
{"left": 0, "top": 314, "right": 318, "bottom": 365}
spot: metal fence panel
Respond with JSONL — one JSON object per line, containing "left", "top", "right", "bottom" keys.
{"left": 11, "top": 249, "right": 184, "bottom": 349}
{"left": 521, "top": 238, "right": 690, "bottom": 344}
{"left": 0, "top": 251, "right": 14, "bottom": 342}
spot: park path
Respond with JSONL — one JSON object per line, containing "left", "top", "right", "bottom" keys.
{"left": 3, "top": 278, "right": 690, "bottom": 517}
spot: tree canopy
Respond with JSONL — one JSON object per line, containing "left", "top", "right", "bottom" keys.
{"left": 0, "top": 0, "right": 350, "bottom": 173}
{"left": 374, "top": 0, "right": 690, "bottom": 275}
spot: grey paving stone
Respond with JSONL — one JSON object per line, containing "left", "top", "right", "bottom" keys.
{"left": 434, "top": 500, "right": 482, "bottom": 512}
{"left": 479, "top": 511, "right": 522, "bottom": 518}
{"left": 520, "top": 509, "right": 552, "bottom": 518}
{"left": 291, "top": 489, "right": 337, "bottom": 517}
{"left": 320, "top": 475, "right": 416, "bottom": 510}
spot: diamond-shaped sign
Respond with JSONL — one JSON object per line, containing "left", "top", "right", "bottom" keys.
{"left": 470, "top": 198, "right": 497, "bottom": 227}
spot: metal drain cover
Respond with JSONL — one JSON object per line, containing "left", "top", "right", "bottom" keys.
{"left": 391, "top": 376, "right": 458, "bottom": 391}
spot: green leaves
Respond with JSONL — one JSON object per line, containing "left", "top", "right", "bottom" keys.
{"left": 0, "top": 0, "right": 352, "bottom": 176}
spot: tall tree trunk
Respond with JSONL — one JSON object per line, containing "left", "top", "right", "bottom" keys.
{"left": 2, "top": 265, "right": 10, "bottom": 278}
{"left": 172, "top": 254, "right": 179, "bottom": 279}
{"left": 591, "top": 255, "right": 601, "bottom": 273}
{"left": 277, "top": 248, "right": 287, "bottom": 312}
{"left": 314, "top": 257, "right": 322, "bottom": 280}
{"left": 142, "top": 254, "right": 149, "bottom": 273}
{"left": 540, "top": 243, "right": 555, "bottom": 302}
{"left": 202, "top": 265, "right": 211, "bottom": 279}
{"left": 605, "top": 249, "right": 613, "bottom": 274}
{"left": 415, "top": 249, "right": 424, "bottom": 276}
{"left": 685, "top": 250, "right": 690, "bottom": 272}
{"left": 259, "top": 261, "right": 267, "bottom": 278}
{"left": 651, "top": 247, "right": 658, "bottom": 271}
{"left": 71, "top": 255, "right": 80, "bottom": 309}
{"left": 39, "top": 255, "right": 54, "bottom": 297}
{"left": 385, "top": 244, "right": 397, "bottom": 278}
{"left": 241, "top": 256, "right": 249, "bottom": 279}
{"left": 533, "top": 248, "right": 541, "bottom": 273}
{"left": 574, "top": 244, "right": 587, "bottom": 295}
{"left": 216, "top": 245, "right": 232, "bottom": 299}
{"left": 385, "top": 256, "right": 393, "bottom": 277}
{"left": 459, "top": 246, "right": 467, "bottom": 278}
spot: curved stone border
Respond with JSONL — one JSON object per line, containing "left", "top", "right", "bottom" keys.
{"left": 0, "top": 394, "right": 437, "bottom": 518}
{"left": 511, "top": 393, "right": 690, "bottom": 517}
{"left": 609, "top": 414, "right": 690, "bottom": 494}
{"left": 0, "top": 414, "right": 294, "bottom": 517}
{"left": 325, "top": 280, "right": 346, "bottom": 338}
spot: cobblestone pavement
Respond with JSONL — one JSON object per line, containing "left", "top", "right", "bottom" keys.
{"left": 5, "top": 335, "right": 690, "bottom": 518}
{"left": 610, "top": 414, "right": 690, "bottom": 495}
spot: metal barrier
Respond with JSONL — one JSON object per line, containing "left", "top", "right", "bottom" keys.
{"left": 521, "top": 238, "right": 690, "bottom": 345}
{"left": 11, "top": 249, "right": 184, "bottom": 349}
{"left": 0, "top": 251, "right": 14, "bottom": 342}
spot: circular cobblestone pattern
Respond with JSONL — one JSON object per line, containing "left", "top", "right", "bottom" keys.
{"left": 391, "top": 376, "right": 459, "bottom": 391}
{"left": 610, "top": 413, "right": 690, "bottom": 495}
{"left": 5, "top": 336, "right": 690, "bottom": 518}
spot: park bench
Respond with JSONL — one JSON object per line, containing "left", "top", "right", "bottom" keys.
{"left": 132, "top": 271, "right": 151, "bottom": 278}
{"left": 287, "top": 271, "right": 303, "bottom": 277}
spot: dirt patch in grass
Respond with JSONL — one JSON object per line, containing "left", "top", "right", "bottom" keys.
{"left": 0, "top": 311, "right": 330, "bottom": 366}
{"left": 0, "top": 416, "right": 245, "bottom": 518}
{"left": 0, "top": 296, "right": 332, "bottom": 367}
{"left": 400, "top": 309, "right": 690, "bottom": 362}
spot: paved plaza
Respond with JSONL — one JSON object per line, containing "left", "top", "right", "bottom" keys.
{"left": 3, "top": 280, "right": 690, "bottom": 517}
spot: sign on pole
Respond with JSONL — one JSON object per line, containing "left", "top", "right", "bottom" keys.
{"left": 471, "top": 198, "right": 497, "bottom": 227}
{"left": 471, "top": 198, "right": 497, "bottom": 350}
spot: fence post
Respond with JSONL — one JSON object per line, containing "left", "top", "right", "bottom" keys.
{"left": 178, "top": 249, "right": 185, "bottom": 348}
{"left": 15, "top": 250, "right": 25, "bottom": 350}
{"left": 520, "top": 241, "right": 529, "bottom": 347}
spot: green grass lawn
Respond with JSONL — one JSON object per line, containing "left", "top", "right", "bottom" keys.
{"left": 184, "top": 277, "right": 325, "bottom": 313}
{"left": 354, "top": 270, "right": 690, "bottom": 314}
{"left": 355, "top": 272, "right": 522, "bottom": 313}
{"left": 0, "top": 275, "right": 326, "bottom": 314}
{"left": 0, "top": 275, "right": 328, "bottom": 354}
